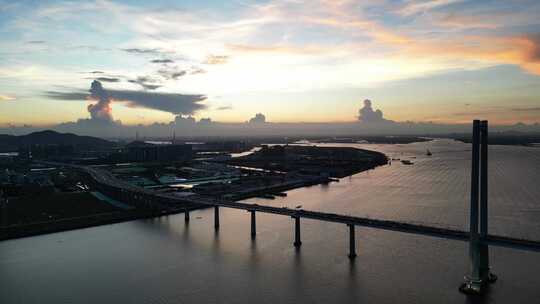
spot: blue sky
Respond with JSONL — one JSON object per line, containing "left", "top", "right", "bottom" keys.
{"left": 1, "top": 0, "right": 540, "bottom": 127}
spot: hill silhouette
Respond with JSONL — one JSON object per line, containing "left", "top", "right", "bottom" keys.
{"left": 0, "top": 130, "right": 114, "bottom": 152}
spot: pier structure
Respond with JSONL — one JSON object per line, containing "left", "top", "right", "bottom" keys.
{"left": 460, "top": 120, "right": 497, "bottom": 294}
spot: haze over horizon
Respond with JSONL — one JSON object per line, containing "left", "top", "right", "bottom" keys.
{"left": 1, "top": 0, "right": 540, "bottom": 136}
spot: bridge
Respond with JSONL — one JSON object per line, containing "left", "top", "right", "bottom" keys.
{"left": 44, "top": 120, "right": 540, "bottom": 295}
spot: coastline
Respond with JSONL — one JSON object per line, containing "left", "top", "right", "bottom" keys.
{"left": 1, "top": 146, "right": 389, "bottom": 241}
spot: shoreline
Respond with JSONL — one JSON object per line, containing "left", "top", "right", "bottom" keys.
{"left": 1, "top": 147, "right": 389, "bottom": 241}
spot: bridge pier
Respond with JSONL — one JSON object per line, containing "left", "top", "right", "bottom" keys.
{"left": 214, "top": 206, "right": 220, "bottom": 230}
{"left": 184, "top": 208, "right": 190, "bottom": 222}
{"left": 250, "top": 210, "right": 256, "bottom": 239}
{"left": 293, "top": 216, "right": 302, "bottom": 247}
{"left": 348, "top": 224, "right": 357, "bottom": 259}
{"left": 461, "top": 120, "right": 496, "bottom": 295}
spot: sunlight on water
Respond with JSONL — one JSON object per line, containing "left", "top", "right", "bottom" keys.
{"left": 243, "top": 139, "right": 540, "bottom": 241}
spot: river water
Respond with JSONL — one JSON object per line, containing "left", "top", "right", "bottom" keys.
{"left": 1, "top": 139, "right": 539, "bottom": 303}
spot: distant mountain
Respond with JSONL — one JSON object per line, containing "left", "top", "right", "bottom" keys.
{"left": 0, "top": 130, "right": 115, "bottom": 152}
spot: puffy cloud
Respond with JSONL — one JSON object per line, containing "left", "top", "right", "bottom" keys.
{"left": 358, "top": 99, "right": 392, "bottom": 123}
{"left": 249, "top": 113, "right": 266, "bottom": 123}
{"left": 88, "top": 80, "right": 113, "bottom": 121}
{"left": 198, "top": 118, "right": 213, "bottom": 125}
{"left": 175, "top": 115, "right": 196, "bottom": 125}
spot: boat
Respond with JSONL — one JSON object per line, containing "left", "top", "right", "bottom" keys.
{"left": 401, "top": 160, "right": 414, "bottom": 165}
{"left": 426, "top": 149, "right": 432, "bottom": 156}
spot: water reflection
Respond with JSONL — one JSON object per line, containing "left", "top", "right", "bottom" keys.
{"left": 2, "top": 140, "right": 540, "bottom": 303}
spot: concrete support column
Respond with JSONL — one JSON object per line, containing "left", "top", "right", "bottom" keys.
{"left": 214, "top": 206, "right": 220, "bottom": 230}
{"left": 461, "top": 119, "right": 496, "bottom": 294}
{"left": 479, "top": 120, "right": 496, "bottom": 284}
{"left": 460, "top": 120, "right": 482, "bottom": 294}
{"left": 293, "top": 216, "right": 302, "bottom": 247}
{"left": 185, "top": 208, "right": 190, "bottom": 222}
{"left": 348, "top": 224, "right": 357, "bottom": 259}
{"left": 250, "top": 210, "right": 256, "bottom": 239}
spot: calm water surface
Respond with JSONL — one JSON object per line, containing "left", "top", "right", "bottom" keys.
{"left": 1, "top": 139, "right": 539, "bottom": 303}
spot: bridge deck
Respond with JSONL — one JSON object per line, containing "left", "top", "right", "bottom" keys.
{"left": 45, "top": 161, "right": 540, "bottom": 252}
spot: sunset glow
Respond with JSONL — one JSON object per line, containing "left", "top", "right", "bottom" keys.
{"left": 1, "top": 0, "right": 540, "bottom": 129}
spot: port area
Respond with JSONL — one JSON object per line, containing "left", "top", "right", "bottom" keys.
{"left": 0, "top": 145, "right": 387, "bottom": 240}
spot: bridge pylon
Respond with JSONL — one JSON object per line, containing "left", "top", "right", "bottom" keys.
{"left": 460, "top": 120, "right": 497, "bottom": 295}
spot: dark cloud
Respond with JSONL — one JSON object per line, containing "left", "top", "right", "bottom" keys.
{"left": 128, "top": 76, "right": 162, "bottom": 90}
{"left": 26, "top": 40, "right": 45, "bottom": 44}
{"left": 113, "top": 89, "right": 206, "bottom": 115}
{"left": 151, "top": 59, "right": 174, "bottom": 64}
{"left": 205, "top": 55, "right": 229, "bottom": 65}
{"left": 90, "top": 71, "right": 104, "bottom": 74}
{"left": 199, "top": 118, "right": 213, "bottom": 125}
{"left": 44, "top": 80, "right": 206, "bottom": 116}
{"left": 122, "top": 48, "right": 161, "bottom": 55}
{"left": 249, "top": 113, "right": 266, "bottom": 123}
{"left": 95, "top": 77, "right": 120, "bottom": 83}
{"left": 358, "top": 99, "right": 392, "bottom": 123}
{"left": 217, "top": 105, "right": 232, "bottom": 111}
{"left": 157, "top": 68, "right": 186, "bottom": 80}
{"left": 43, "top": 91, "right": 88, "bottom": 100}
{"left": 88, "top": 80, "right": 113, "bottom": 121}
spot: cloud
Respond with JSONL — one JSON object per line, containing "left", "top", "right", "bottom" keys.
{"left": 115, "top": 90, "right": 206, "bottom": 115}
{"left": 157, "top": 68, "right": 186, "bottom": 80}
{"left": 94, "top": 77, "right": 120, "bottom": 83}
{"left": 216, "top": 105, "right": 232, "bottom": 111}
{"left": 128, "top": 76, "right": 162, "bottom": 90}
{"left": 0, "top": 95, "right": 16, "bottom": 101}
{"left": 26, "top": 40, "right": 46, "bottom": 44}
{"left": 89, "top": 71, "right": 104, "bottom": 74}
{"left": 44, "top": 80, "right": 207, "bottom": 116}
{"left": 205, "top": 55, "right": 229, "bottom": 65}
{"left": 397, "top": 0, "right": 465, "bottom": 16}
{"left": 249, "top": 113, "right": 266, "bottom": 123}
{"left": 151, "top": 59, "right": 174, "bottom": 64}
{"left": 122, "top": 48, "right": 161, "bottom": 55}
{"left": 43, "top": 91, "right": 89, "bottom": 100}
{"left": 88, "top": 80, "right": 113, "bottom": 121}
{"left": 358, "top": 99, "right": 392, "bottom": 123}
